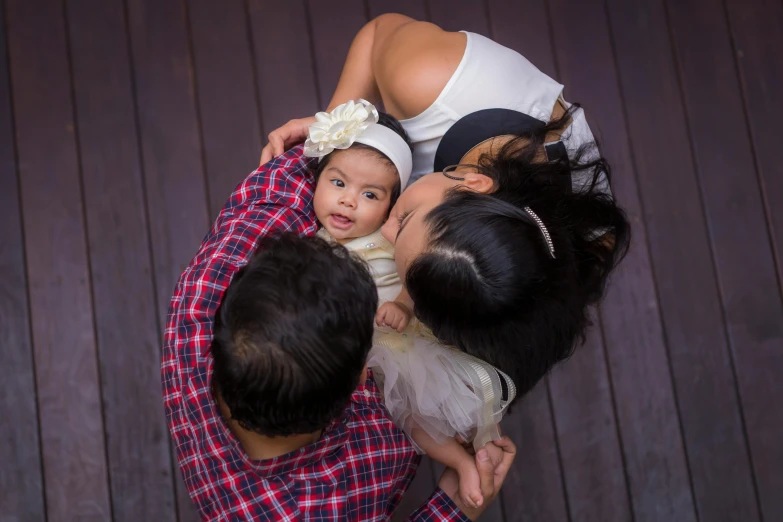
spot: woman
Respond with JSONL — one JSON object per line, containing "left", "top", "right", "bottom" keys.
{"left": 260, "top": 14, "right": 629, "bottom": 397}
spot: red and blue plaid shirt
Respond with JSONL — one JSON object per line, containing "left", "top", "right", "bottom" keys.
{"left": 162, "top": 145, "right": 468, "bottom": 521}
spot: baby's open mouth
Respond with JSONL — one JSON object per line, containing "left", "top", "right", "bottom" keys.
{"left": 329, "top": 214, "right": 353, "bottom": 230}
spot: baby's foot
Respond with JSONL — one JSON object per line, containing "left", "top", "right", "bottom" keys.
{"left": 457, "top": 461, "right": 483, "bottom": 509}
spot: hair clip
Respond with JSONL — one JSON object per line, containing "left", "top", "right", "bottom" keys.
{"left": 523, "top": 207, "right": 556, "bottom": 259}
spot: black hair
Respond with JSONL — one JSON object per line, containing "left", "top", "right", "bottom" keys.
{"left": 406, "top": 105, "right": 630, "bottom": 398}
{"left": 210, "top": 233, "right": 378, "bottom": 436}
{"left": 314, "top": 111, "right": 413, "bottom": 209}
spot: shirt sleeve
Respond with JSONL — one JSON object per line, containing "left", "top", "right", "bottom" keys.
{"left": 161, "top": 145, "right": 318, "bottom": 447}
{"left": 405, "top": 488, "right": 470, "bottom": 522}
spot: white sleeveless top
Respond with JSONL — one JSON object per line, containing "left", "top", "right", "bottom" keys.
{"left": 400, "top": 32, "right": 609, "bottom": 196}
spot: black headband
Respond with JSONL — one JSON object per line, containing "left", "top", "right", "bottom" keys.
{"left": 433, "top": 108, "right": 569, "bottom": 173}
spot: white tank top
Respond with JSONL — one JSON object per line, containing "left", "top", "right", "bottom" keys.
{"left": 400, "top": 32, "right": 608, "bottom": 196}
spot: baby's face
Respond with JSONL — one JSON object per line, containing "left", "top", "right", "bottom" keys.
{"left": 313, "top": 149, "right": 399, "bottom": 242}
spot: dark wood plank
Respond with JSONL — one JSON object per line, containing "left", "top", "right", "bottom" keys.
{"left": 5, "top": 0, "right": 112, "bottom": 520}
{"left": 666, "top": 0, "right": 783, "bottom": 519}
{"left": 725, "top": 0, "right": 783, "bottom": 517}
{"left": 501, "top": 384, "right": 569, "bottom": 522}
{"left": 487, "top": 3, "right": 631, "bottom": 520}
{"left": 724, "top": 1, "right": 783, "bottom": 288}
{"left": 63, "top": 1, "right": 178, "bottom": 521}
{"left": 187, "top": 0, "right": 263, "bottom": 218}
{"left": 124, "top": 1, "right": 211, "bottom": 519}
{"left": 307, "top": 0, "right": 369, "bottom": 107}
{"left": 368, "top": 0, "right": 427, "bottom": 19}
{"left": 246, "top": 0, "right": 320, "bottom": 133}
{"left": 0, "top": 1, "right": 46, "bottom": 518}
{"left": 548, "top": 0, "right": 698, "bottom": 520}
{"left": 548, "top": 325, "right": 631, "bottom": 522}
{"left": 425, "top": 0, "right": 489, "bottom": 35}
{"left": 486, "top": 0, "right": 557, "bottom": 79}
{"left": 606, "top": 0, "right": 760, "bottom": 520}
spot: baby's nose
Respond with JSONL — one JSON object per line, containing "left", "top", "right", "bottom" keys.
{"left": 339, "top": 193, "right": 357, "bottom": 207}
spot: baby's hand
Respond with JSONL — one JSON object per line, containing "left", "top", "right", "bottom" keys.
{"left": 375, "top": 301, "right": 412, "bottom": 332}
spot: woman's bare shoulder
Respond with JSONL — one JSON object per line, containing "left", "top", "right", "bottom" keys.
{"left": 371, "top": 16, "right": 466, "bottom": 119}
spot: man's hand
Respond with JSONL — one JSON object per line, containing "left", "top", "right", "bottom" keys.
{"left": 375, "top": 301, "right": 412, "bottom": 332}
{"left": 259, "top": 116, "right": 317, "bottom": 166}
{"left": 437, "top": 437, "right": 517, "bottom": 520}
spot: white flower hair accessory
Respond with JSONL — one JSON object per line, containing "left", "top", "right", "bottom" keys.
{"left": 303, "top": 99, "right": 414, "bottom": 189}
{"left": 304, "top": 99, "right": 379, "bottom": 157}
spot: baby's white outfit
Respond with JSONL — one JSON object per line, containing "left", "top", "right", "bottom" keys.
{"left": 317, "top": 227, "right": 516, "bottom": 452}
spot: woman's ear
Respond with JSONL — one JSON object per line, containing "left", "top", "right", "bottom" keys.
{"left": 462, "top": 172, "right": 495, "bottom": 194}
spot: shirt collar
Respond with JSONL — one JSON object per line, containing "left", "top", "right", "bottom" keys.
{"left": 189, "top": 362, "right": 385, "bottom": 478}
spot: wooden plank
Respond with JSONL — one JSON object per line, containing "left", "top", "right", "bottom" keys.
{"left": 124, "top": 1, "right": 211, "bottom": 519}
{"left": 368, "top": 0, "right": 427, "bottom": 20}
{"left": 187, "top": 0, "right": 263, "bottom": 218}
{"left": 547, "top": 326, "right": 631, "bottom": 522}
{"left": 63, "top": 1, "right": 178, "bottom": 521}
{"left": 0, "top": 0, "right": 46, "bottom": 518}
{"left": 724, "top": 0, "right": 783, "bottom": 287}
{"left": 5, "top": 0, "right": 112, "bottom": 520}
{"left": 548, "top": 0, "right": 698, "bottom": 520}
{"left": 486, "top": 0, "right": 557, "bottom": 79}
{"left": 487, "top": 3, "right": 631, "bottom": 520}
{"left": 501, "top": 385, "right": 569, "bottom": 522}
{"left": 724, "top": 0, "right": 783, "bottom": 517}
{"left": 605, "top": 0, "right": 760, "bottom": 520}
{"left": 307, "top": 0, "right": 369, "bottom": 107}
{"left": 425, "top": 0, "right": 489, "bottom": 35}
{"left": 666, "top": 0, "right": 783, "bottom": 519}
{"left": 246, "top": 0, "right": 320, "bottom": 133}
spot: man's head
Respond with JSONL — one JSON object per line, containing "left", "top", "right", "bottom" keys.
{"left": 211, "top": 233, "right": 378, "bottom": 436}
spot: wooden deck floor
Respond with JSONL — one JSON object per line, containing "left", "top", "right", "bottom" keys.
{"left": 2, "top": 1, "right": 781, "bottom": 521}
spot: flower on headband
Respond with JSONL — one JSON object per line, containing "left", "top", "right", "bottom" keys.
{"left": 304, "top": 99, "right": 380, "bottom": 158}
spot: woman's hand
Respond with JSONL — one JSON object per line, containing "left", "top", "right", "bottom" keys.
{"left": 259, "top": 116, "right": 317, "bottom": 166}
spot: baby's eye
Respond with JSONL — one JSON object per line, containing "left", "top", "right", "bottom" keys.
{"left": 330, "top": 179, "right": 345, "bottom": 188}
{"left": 363, "top": 191, "right": 378, "bottom": 200}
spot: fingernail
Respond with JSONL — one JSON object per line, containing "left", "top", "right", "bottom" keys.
{"left": 478, "top": 449, "right": 489, "bottom": 462}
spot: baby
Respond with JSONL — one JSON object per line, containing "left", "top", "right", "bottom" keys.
{"left": 305, "top": 100, "right": 510, "bottom": 509}
{"left": 306, "top": 100, "right": 415, "bottom": 333}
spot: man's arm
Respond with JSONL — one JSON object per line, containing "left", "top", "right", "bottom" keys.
{"left": 161, "top": 146, "right": 317, "bottom": 482}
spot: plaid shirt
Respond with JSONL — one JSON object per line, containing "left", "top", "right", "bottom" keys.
{"left": 162, "top": 145, "right": 468, "bottom": 521}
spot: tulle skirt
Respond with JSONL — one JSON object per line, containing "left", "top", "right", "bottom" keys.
{"left": 368, "top": 322, "right": 516, "bottom": 453}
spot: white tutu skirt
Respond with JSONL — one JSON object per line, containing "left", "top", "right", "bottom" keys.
{"left": 368, "top": 322, "right": 516, "bottom": 454}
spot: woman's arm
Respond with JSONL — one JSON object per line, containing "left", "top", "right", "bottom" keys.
{"left": 260, "top": 15, "right": 463, "bottom": 165}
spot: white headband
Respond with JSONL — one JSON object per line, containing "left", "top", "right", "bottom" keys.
{"left": 303, "top": 99, "right": 413, "bottom": 189}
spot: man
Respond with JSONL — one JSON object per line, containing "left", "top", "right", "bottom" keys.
{"left": 162, "top": 145, "right": 515, "bottom": 520}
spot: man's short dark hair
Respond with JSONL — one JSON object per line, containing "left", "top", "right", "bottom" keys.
{"left": 211, "top": 233, "right": 378, "bottom": 437}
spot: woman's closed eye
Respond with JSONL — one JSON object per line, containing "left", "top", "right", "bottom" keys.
{"left": 397, "top": 211, "right": 411, "bottom": 229}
